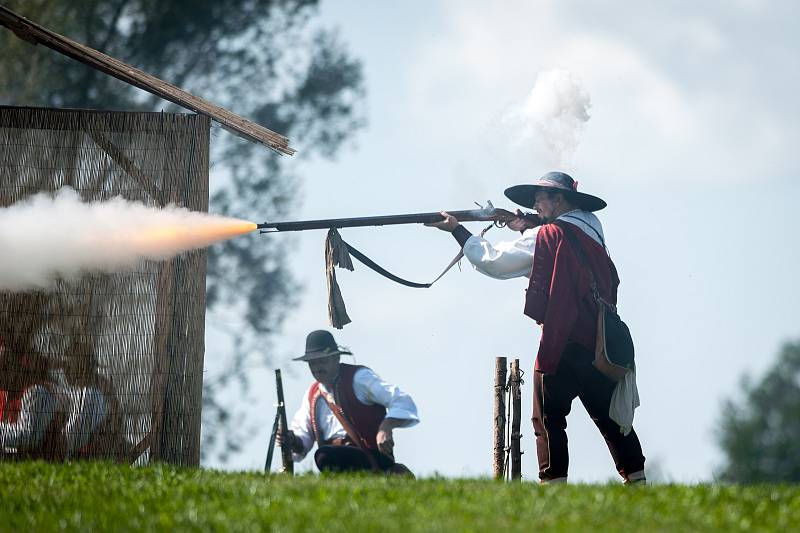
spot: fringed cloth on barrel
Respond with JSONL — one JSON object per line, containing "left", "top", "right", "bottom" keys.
{"left": 324, "top": 228, "right": 476, "bottom": 329}
{"left": 325, "top": 229, "right": 354, "bottom": 329}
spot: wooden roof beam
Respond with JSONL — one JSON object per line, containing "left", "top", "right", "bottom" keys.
{"left": 0, "top": 6, "right": 296, "bottom": 155}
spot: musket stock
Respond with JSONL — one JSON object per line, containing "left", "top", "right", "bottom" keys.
{"left": 257, "top": 202, "right": 521, "bottom": 232}
{"left": 264, "top": 409, "right": 280, "bottom": 472}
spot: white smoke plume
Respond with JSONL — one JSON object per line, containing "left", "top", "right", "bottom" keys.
{"left": 0, "top": 187, "right": 256, "bottom": 290}
{"left": 502, "top": 69, "right": 592, "bottom": 168}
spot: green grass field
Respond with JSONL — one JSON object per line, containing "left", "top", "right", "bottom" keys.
{"left": 1, "top": 462, "right": 798, "bottom": 532}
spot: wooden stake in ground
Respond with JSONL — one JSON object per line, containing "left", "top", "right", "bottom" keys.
{"left": 493, "top": 357, "right": 508, "bottom": 479}
{"left": 510, "top": 359, "right": 522, "bottom": 480}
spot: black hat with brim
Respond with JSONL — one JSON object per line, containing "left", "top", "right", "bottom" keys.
{"left": 504, "top": 171, "right": 607, "bottom": 212}
{"left": 293, "top": 330, "right": 353, "bottom": 362}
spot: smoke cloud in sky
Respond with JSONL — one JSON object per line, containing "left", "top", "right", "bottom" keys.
{"left": 0, "top": 187, "right": 256, "bottom": 290}
{"left": 501, "top": 69, "right": 592, "bottom": 168}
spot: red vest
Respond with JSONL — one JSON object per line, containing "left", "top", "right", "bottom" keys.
{"left": 524, "top": 222, "right": 619, "bottom": 373}
{"left": 308, "top": 364, "right": 386, "bottom": 449}
{"left": 0, "top": 389, "right": 23, "bottom": 423}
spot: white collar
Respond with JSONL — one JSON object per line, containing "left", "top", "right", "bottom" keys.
{"left": 557, "top": 210, "right": 606, "bottom": 248}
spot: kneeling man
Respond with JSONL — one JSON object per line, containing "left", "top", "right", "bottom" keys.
{"left": 283, "top": 330, "right": 419, "bottom": 474}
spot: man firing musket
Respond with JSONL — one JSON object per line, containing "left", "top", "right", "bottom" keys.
{"left": 426, "top": 171, "right": 647, "bottom": 485}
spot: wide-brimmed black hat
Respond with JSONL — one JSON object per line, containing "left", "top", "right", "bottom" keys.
{"left": 293, "top": 330, "right": 353, "bottom": 362}
{"left": 504, "top": 171, "right": 606, "bottom": 212}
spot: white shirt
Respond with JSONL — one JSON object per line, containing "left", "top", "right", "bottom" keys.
{"left": 63, "top": 386, "right": 106, "bottom": 455}
{"left": 0, "top": 385, "right": 56, "bottom": 451}
{"left": 461, "top": 209, "right": 606, "bottom": 280}
{"left": 289, "top": 366, "right": 419, "bottom": 461}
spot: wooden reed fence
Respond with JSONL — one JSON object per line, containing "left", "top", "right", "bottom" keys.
{"left": 0, "top": 105, "right": 209, "bottom": 466}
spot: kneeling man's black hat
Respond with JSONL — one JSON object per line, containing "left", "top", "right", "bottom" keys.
{"left": 293, "top": 330, "right": 352, "bottom": 361}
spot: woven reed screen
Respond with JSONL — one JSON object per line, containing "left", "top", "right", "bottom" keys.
{"left": 0, "top": 105, "right": 209, "bottom": 466}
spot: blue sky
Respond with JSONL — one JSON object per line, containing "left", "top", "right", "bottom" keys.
{"left": 206, "top": 0, "right": 800, "bottom": 482}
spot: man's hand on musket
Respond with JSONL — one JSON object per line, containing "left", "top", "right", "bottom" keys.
{"left": 276, "top": 429, "right": 305, "bottom": 454}
{"left": 425, "top": 211, "right": 459, "bottom": 232}
{"left": 507, "top": 209, "right": 543, "bottom": 232}
{"left": 377, "top": 418, "right": 407, "bottom": 459}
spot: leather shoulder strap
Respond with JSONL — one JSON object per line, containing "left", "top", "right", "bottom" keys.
{"left": 554, "top": 221, "right": 594, "bottom": 278}
{"left": 554, "top": 221, "right": 616, "bottom": 313}
{"left": 319, "top": 390, "right": 380, "bottom": 470}
{"left": 308, "top": 382, "right": 323, "bottom": 446}
{"left": 560, "top": 214, "right": 606, "bottom": 247}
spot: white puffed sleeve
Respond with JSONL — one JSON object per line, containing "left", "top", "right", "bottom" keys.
{"left": 462, "top": 227, "right": 538, "bottom": 279}
{"left": 352, "top": 368, "right": 419, "bottom": 428}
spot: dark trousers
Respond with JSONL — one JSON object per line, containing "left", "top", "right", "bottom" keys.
{"left": 314, "top": 445, "right": 413, "bottom": 476}
{"left": 532, "top": 342, "right": 645, "bottom": 481}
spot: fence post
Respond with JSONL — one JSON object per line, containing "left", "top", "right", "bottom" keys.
{"left": 493, "top": 356, "right": 507, "bottom": 479}
{"left": 510, "top": 359, "right": 522, "bottom": 480}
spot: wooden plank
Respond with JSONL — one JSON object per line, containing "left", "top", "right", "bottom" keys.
{"left": 153, "top": 116, "right": 209, "bottom": 466}
{"left": 86, "top": 129, "right": 158, "bottom": 201}
{"left": 147, "top": 258, "right": 176, "bottom": 462}
{"left": 184, "top": 120, "right": 210, "bottom": 466}
{"left": 148, "top": 119, "right": 185, "bottom": 463}
{"left": 0, "top": 6, "right": 295, "bottom": 155}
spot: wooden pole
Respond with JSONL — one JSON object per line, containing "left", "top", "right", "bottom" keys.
{"left": 493, "top": 357, "right": 507, "bottom": 479}
{"left": 510, "top": 359, "right": 522, "bottom": 481}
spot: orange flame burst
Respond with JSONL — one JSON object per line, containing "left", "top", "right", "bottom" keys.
{"left": 121, "top": 217, "right": 258, "bottom": 257}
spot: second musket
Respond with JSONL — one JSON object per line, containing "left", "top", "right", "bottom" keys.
{"left": 257, "top": 201, "right": 520, "bottom": 233}
{"left": 275, "top": 369, "right": 293, "bottom": 475}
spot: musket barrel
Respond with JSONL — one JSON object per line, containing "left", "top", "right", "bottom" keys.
{"left": 258, "top": 208, "right": 516, "bottom": 232}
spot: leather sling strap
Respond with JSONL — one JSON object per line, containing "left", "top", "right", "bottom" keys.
{"left": 318, "top": 389, "right": 381, "bottom": 470}
{"left": 342, "top": 240, "right": 434, "bottom": 288}
{"left": 340, "top": 222, "right": 495, "bottom": 289}
{"left": 555, "top": 221, "right": 631, "bottom": 381}
{"left": 554, "top": 221, "right": 617, "bottom": 312}
{"left": 560, "top": 214, "right": 606, "bottom": 247}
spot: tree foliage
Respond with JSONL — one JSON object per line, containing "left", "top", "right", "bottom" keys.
{"left": 716, "top": 340, "right": 800, "bottom": 482}
{"left": 0, "top": 0, "right": 365, "bottom": 462}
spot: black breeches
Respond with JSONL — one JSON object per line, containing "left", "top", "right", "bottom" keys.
{"left": 314, "top": 445, "right": 394, "bottom": 473}
{"left": 531, "top": 342, "right": 646, "bottom": 481}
